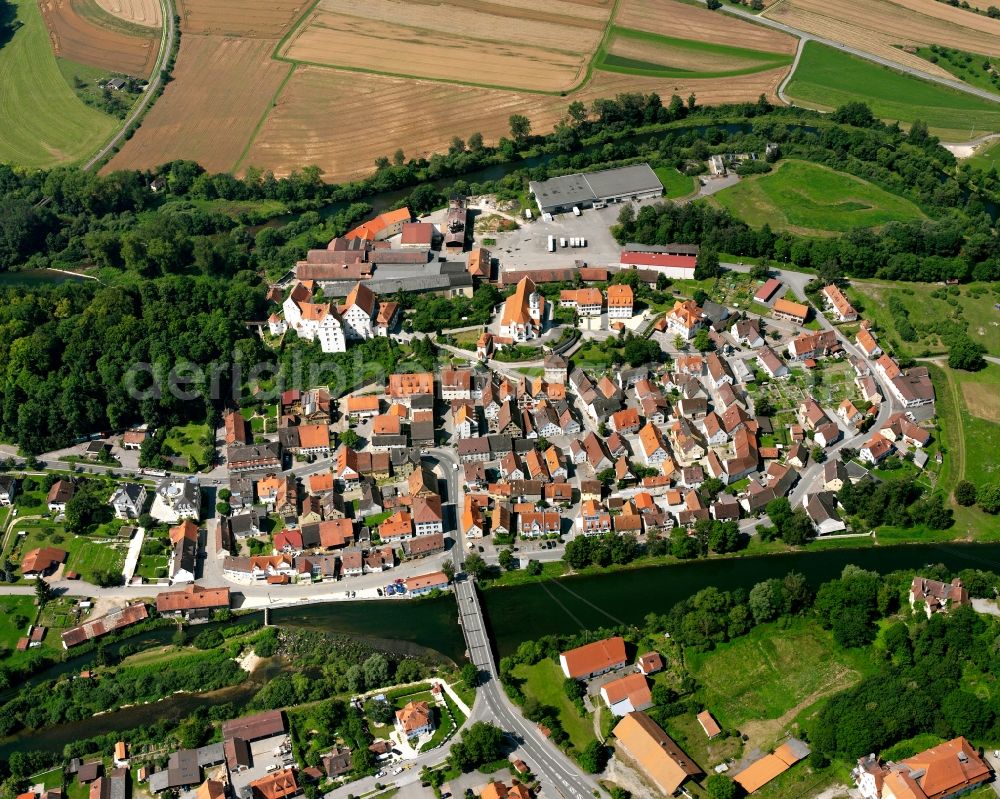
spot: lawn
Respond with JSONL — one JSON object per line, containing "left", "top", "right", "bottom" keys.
{"left": 951, "top": 363, "right": 1000, "bottom": 487}
{"left": 0, "top": 0, "right": 117, "bottom": 167}
{"left": 595, "top": 27, "right": 793, "bottom": 79}
{"left": 967, "top": 138, "right": 1000, "bottom": 172}
{"left": 511, "top": 658, "right": 595, "bottom": 752}
{"left": 655, "top": 166, "right": 696, "bottom": 199}
{"left": 163, "top": 422, "right": 214, "bottom": 472}
{"left": 710, "top": 159, "right": 926, "bottom": 236}
{"left": 0, "top": 595, "right": 37, "bottom": 651}
{"left": 847, "top": 280, "right": 1000, "bottom": 358}
{"left": 785, "top": 42, "right": 1000, "bottom": 139}
{"left": 685, "top": 619, "right": 871, "bottom": 730}
{"left": 8, "top": 522, "right": 125, "bottom": 582}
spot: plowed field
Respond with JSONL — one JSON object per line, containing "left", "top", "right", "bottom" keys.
{"left": 93, "top": 0, "right": 160, "bottom": 28}
{"left": 105, "top": 36, "right": 290, "bottom": 173}
{"left": 239, "top": 65, "right": 788, "bottom": 181}
{"left": 175, "top": 0, "right": 305, "bottom": 36}
{"left": 38, "top": 0, "right": 158, "bottom": 76}
{"left": 763, "top": 0, "right": 1000, "bottom": 78}
{"left": 616, "top": 0, "right": 796, "bottom": 54}
{"left": 279, "top": 0, "right": 612, "bottom": 92}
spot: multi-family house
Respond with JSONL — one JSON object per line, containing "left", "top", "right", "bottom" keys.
{"left": 340, "top": 282, "right": 377, "bottom": 340}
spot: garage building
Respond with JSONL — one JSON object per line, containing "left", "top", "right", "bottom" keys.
{"left": 529, "top": 163, "right": 663, "bottom": 214}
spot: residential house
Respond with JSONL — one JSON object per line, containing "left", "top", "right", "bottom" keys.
{"left": 21, "top": 547, "right": 67, "bottom": 579}
{"left": 0, "top": 476, "right": 15, "bottom": 506}
{"left": 909, "top": 576, "right": 969, "bottom": 617}
{"left": 860, "top": 435, "right": 894, "bottom": 464}
{"left": 411, "top": 495, "right": 443, "bottom": 535}
{"left": 109, "top": 483, "right": 146, "bottom": 520}
{"left": 821, "top": 284, "right": 858, "bottom": 322}
{"left": 156, "top": 585, "right": 230, "bottom": 620}
{"left": 771, "top": 298, "right": 809, "bottom": 324}
{"left": 880, "top": 413, "right": 931, "bottom": 448}
{"left": 852, "top": 738, "right": 990, "bottom": 799}
{"left": 803, "top": 492, "right": 846, "bottom": 535}
{"left": 395, "top": 701, "right": 434, "bottom": 739}
{"left": 787, "top": 329, "right": 838, "bottom": 360}
{"left": 756, "top": 347, "right": 788, "bottom": 379}
{"left": 517, "top": 510, "right": 560, "bottom": 538}
{"left": 600, "top": 673, "right": 653, "bottom": 716}
{"left": 637, "top": 422, "right": 670, "bottom": 466}
{"left": 47, "top": 479, "right": 75, "bottom": 513}
{"left": 403, "top": 570, "right": 449, "bottom": 596}
{"left": 607, "top": 284, "right": 634, "bottom": 318}
{"left": 345, "top": 395, "right": 380, "bottom": 420}
{"left": 560, "top": 636, "right": 626, "bottom": 679}
{"left": 731, "top": 318, "right": 764, "bottom": 348}
{"left": 151, "top": 477, "right": 200, "bottom": 523}
{"left": 168, "top": 520, "right": 198, "bottom": 583}
{"left": 665, "top": 300, "right": 703, "bottom": 340}
{"left": 856, "top": 328, "right": 882, "bottom": 358}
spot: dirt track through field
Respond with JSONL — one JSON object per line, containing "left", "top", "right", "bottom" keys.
{"left": 616, "top": 0, "right": 796, "bottom": 53}
{"left": 93, "top": 0, "right": 160, "bottom": 28}
{"left": 39, "top": 0, "right": 158, "bottom": 75}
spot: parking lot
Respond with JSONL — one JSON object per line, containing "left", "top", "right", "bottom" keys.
{"left": 485, "top": 197, "right": 663, "bottom": 271}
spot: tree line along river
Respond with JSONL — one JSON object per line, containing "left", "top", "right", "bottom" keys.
{"left": 3, "top": 541, "right": 999, "bottom": 757}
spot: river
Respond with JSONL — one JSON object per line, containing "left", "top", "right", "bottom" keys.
{"left": 0, "top": 269, "right": 91, "bottom": 288}
{"left": 5, "top": 541, "right": 998, "bottom": 755}
{"left": 480, "top": 542, "right": 1000, "bottom": 657}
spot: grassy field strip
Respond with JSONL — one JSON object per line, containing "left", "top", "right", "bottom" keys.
{"left": 710, "top": 159, "right": 926, "bottom": 235}
{"left": 0, "top": 0, "right": 117, "bottom": 167}
{"left": 595, "top": 26, "right": 793, "bottom": 79}
{"left": 785, "top": 42, "right": 1000, "bottom": 139}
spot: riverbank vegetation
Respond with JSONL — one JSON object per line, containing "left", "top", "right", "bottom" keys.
{"left": 499, "top": 564, "right": 1000, "bottom": 788}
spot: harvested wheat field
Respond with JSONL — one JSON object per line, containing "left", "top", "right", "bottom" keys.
{"left": 93, "top": 0, "right": 160, "bottom": 28}
{"left": 280, "top": 0, "right": 610, "bottom": 91}
{"left": 240, "top": 65, "right": 788, "bottom": 181}
{"left": 616, "top": 0, "right": 796, "bottom": 53}
{"left": 106, "top": 36, "right": 290, "bottom": 173}
{"left": 764, "top": 0, "right": 1000, "bottom": 77}
{"left": 38, "top": 0, "right": 158, "bottom": 75}
{"left": 175, "top": 0, "right": 305, "bottom": 36}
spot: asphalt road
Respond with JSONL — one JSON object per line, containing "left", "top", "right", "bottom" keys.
{"left": 704, "top": 0, "right": 1000, "bottom": 106}
{"left": 82, "top": 0, "right": 177, "bottom": 171}
{"left": 431, "top": 445, "right": 604, "bottom": 799}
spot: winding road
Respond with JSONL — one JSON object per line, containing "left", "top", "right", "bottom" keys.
{"left": 703, "top": 0, "right": 1000, "bottom": 106}
{"left": 81, "top": 0, "right": 177, "bottom": 171}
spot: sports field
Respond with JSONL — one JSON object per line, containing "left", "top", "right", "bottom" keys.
{"left": 0, "top": 0, "right": 117, "bottom": 167}
{"left": 763, "top": 0, "right": 1000, "bottom": 79}
{"left": 785, "top": 43, "right": 1000, "bottom": 139}
{"left": 596, "top": 27, "right": 792, "bottom": 79}
{"left": 710, "top": 159, "right": 926, "bottom": 236}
